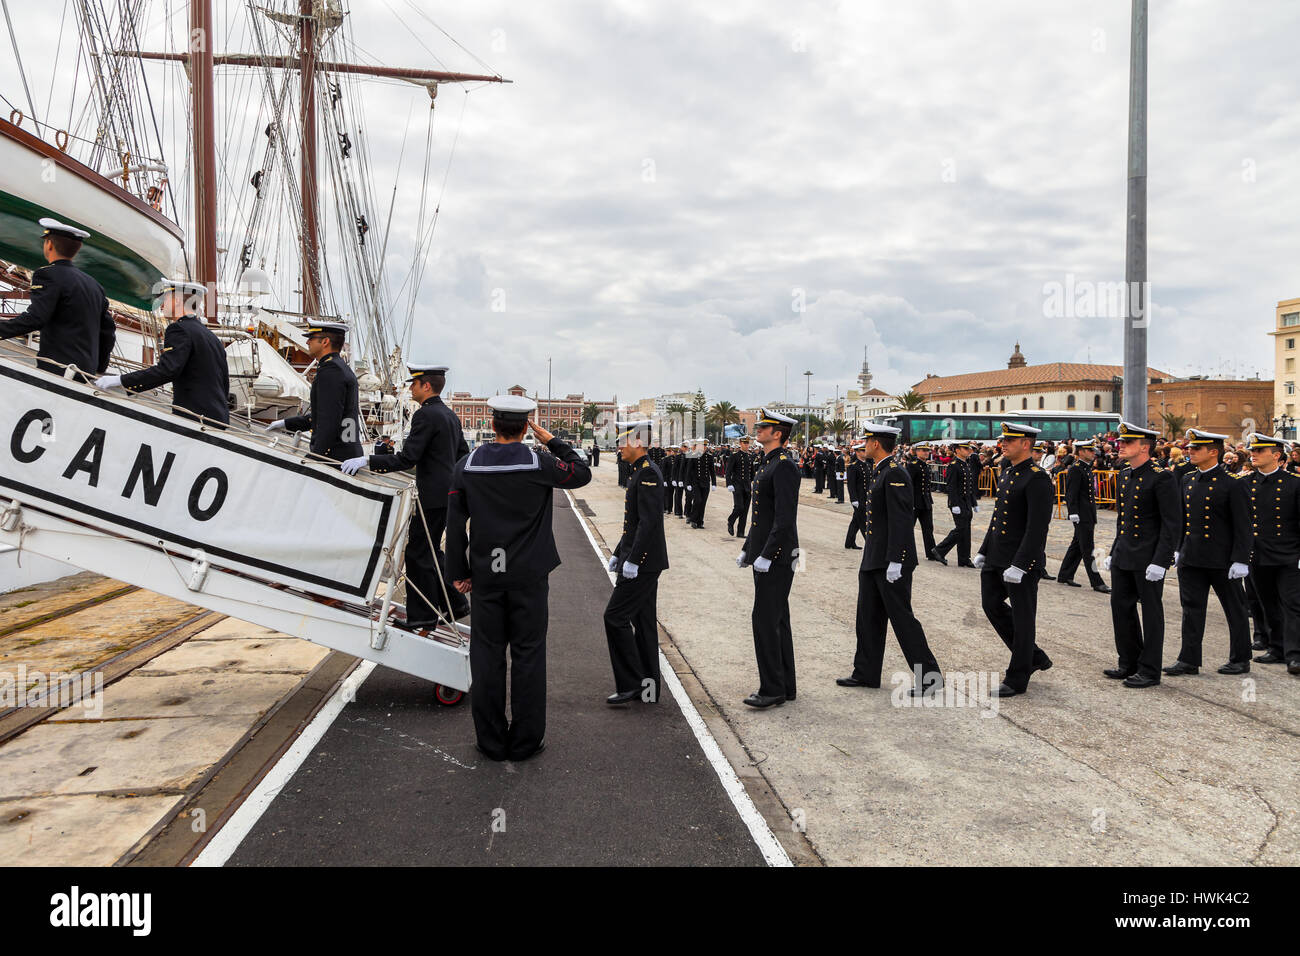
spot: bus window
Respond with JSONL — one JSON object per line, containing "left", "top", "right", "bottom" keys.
{"left": 1028, "top": 420, "right": 1070, "bottom": 440}
{"left": 1070, "top": 420, "right": 1112, "bottom": 439}
{"left": 958, "top": 419, "right": 992, "bottom": 440}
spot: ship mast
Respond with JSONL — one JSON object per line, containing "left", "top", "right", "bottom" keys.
{"left": 298, "top": 0, "right": 320, "bottom": 319}
{"left": 192, "top": 0, "right": 218, "bottom": 319}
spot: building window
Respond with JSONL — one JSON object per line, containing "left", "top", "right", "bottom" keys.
{"left": 985, "top": 400, "right": 990, "bottom": 411}
{"left": 1093, "top": 394, "right": 1101, "bottom": 409}
{"left": 1288, "top": 358, "right": 1296, "bottom": 372}
{"left": 951, "top": 403, "right": 956, "bottom": 412}
{"left": 1021, "top": 398, "right": 1027, "bottom": 410}
{"left": 1288, "top": 338, "right": 1296, "bottom": 349}
{"left": 1000, "top": 399, "right": 1005, "bottom": 411}
{"left": 1216, "top": 402, "right": 1228, "bottom": 413}
{"left": 1282, "top": 312, "right": 1300, "bottom": 327}
{"left": 1037, "top": 397, "right": 1045, "bottom": 409}
{"left": 1287, "top": 382, "right": 1296, "bottom": 395}
{"left": 962, "top": 402, "right": 967, "bottom": 412}
{"left": 1243, "top": 403, "right": 1253, "bottom": 413}
{"left": 1067, "top": 394, "right": 1076, "bottom": 409}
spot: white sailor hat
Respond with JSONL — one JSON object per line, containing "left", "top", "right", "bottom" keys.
{"left": 680, "top": 440, "right": 690, "bottom": 448}
{"left": 1246, "top": 432, "right": 1290, "bottom": 452}
{"left": 951, "top": 440, "right": 975, "bottom": 449}
{"left": 913, "top": 440, "right": 931, "bottom": 449}
{"left": 860, "top": 422, "right": 901, "bottom": 437}
{"left": 614, "top": 419, "right": 653, "bottom": 442}
{"left": 405, "top": 363, "right": 449, "bottom": 383}
{"left": 487, "top": 394, "right": 536, "bottom": 423}
{"left": 303, "top": 320, "right": 350, "bottom": 338}
{"left": 154, "top": 278, "right": 209, "bottom": 299}
{"left": 39, "top": 217, "right": 90, "bottom": 240}
{"left": 1116, "top": 421, "right": 1158, "bottom": 441}
{"left": 851, "top": 439, "right": 867, "bottom": 449}
{"left": 998, "top": 421, "right": 1041, "bottom": 439}
{"left": 1185, "top": 427, "right": 1229, "bottom": 446}
{"left": 756, "top": 408, "right": 796, "bottom": 428}
{"left": 1073, "top": 439, "right": 1097, "bottom": 450}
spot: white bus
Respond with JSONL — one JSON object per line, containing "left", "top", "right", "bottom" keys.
{"left": 872, "top": 411, "right": 1121, "bottom": 445}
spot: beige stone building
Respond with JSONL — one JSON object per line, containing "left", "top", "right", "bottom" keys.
{"left": 1269, "top": 297, "right": 1300, "bottom": 439}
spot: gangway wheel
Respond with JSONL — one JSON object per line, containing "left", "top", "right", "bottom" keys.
{"left": 434, "top": 684, "right": 464, "bottom": 706}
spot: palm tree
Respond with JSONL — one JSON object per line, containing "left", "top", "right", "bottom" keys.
{"left": 1160, "top": 410, "right": 1186, "bottom": 438}
{"left": 665, "top": 401, "right": 690, "bottom": 445}
{"left": 707, "top": 400, "right": 741, "bottom": 442}
{"left": 827, "top": 418, "right": 851, "bottom": 442}
{"left": 894, "top": 389, "right": 927, "bottom": 411}
{"left": 795, "top": 415, "right": 825, "bottom": 443}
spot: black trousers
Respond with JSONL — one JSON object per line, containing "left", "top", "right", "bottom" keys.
{"left": 663, "top": 480, "right": 673, "bottom": 513}
{"left": 1176, "top": 565, "right": 1251, "bottom": 666}
{"left": 814, "top": 469, "right": 824, "bottom": 493}
{"left": 729, "top": 486, "right": 751, "bottom": 535}
{"left": 980, "top": 567, "right": 1050, "bottom": 690}
{"left": 913, "top": 510, "right": 937, "bottom": 556}
{"left": 604, "top": 571, "right": 662, "bottom": 699}
{"left": 1252, "top": 563, "right": 1300, "bottom": 662}
{"left": 828, "top": 473, "right": 842, "bottom": 501}
{"left": 1057, "top": 521, "right": 1105, "bottom": 587}
{"left": 751, "top": 562, "right": 796, "bottom": 698}
{"left": 672, "top": 483, "right": 684, "bottom": 516}
{"left": 934, "top": 511, "right": 971, "bottom": 564}
{"left": 1244, "top": 575, "right": 1270, "bottom": 641}
{"left": 844, "top": 505, "right": 867, "bottom": 548}
{"left": 405, "top": 507, "right": 468, "bottom": 623}
{"left": 469, "top": 578, "right": 549, "bottom": 759}
{"left": 1110, "top": 567, "right": 1165, "bottom": 680}
{"left": 851, "top": 567, "right": 942, "bottom": 687}
{"left": 689, "top": 484, "right": 710, "bottom": 526}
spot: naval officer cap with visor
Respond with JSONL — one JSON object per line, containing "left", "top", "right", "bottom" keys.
{"left": 1246, "top": 432, "right": 1291, "bottom": 453}
{"left": 302, "top": 320, "right": 350, "bottom": 338}
{"left": 755, "top": 408, "right": 796, "bottom": 432}
{"left": 998, "top": 421, "right": 1041, "bottom": 441}
{"left": 1185, "top": 427, "right": 1229, "bottom": 450}
{"left": 860, "top": 421, "right": 901, "bottom": 437}
{"left": 614, "top": 419, "right": 653, "bottom": 445}
{"left": 1115, "top": 421, "right": 1159, "bottom": 443}
{"left": 405, "top": 363, "right": 449, "bottom": 384}
{"left": 39, "top": 217, "right": 91, "bottom": 241}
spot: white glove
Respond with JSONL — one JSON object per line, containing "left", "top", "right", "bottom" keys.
{"left": 1003, "top": 565, "right": 1025, "bottom": 584}
{"left": 736, "top": 551, "right": 749, "bottom": 569}
{"left": 687, "top": 485, "right": 692, "bottom": 491}
{"left": 1172, "top": 551, "right": 1180, "bottom": 567}
{"left": 1228, "top": 562, "right": 1249, "bottom": 580}
{"left": 340, "top": 456, "right": 368, "bottom": 476}
{"left": 753, "top": 556, "right": 772, "bottom": 573}
{"left": 726, "top": 485, "right": 735, "bottom": 492}
{"left": 973, "top": 504, "right": 980, "bottom": 513}
{"left": 622, "top": 561, "right": 639, "bottom": 580}
{"left": 886, "top": 561, "right": 902, "bottom": 583}
{"left": 973, "top": 554, "right": 985, "bottom": 569}
{"left": 265, "top": 420, "right": 287, "bottom": 433}
{"left": 1069, "top": 513, "right": 1079, "bottom": 524}
{"left": 851, "top": 501, "right": 860, "bottom": 509}
{"left": 94, "top": 374, "right": 122, "bottom": 390}
{"left": 607, "top": 555, "right": 620, "bottom": 572}
{"left": 952, "top": 506, "right": 962, "bottom": 515}
{"left": 1103, "top": 555, "right": 1112, "bottom": 572}
{"left": 1145, "top": 564, "right": 1166, "bottom": 582}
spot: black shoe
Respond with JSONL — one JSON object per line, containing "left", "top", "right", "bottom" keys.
{"left": 1058, "top": 579, "right": 1081, "bottom": 588}
{"left": 1037, "top": 569, "right": 1051, "bottom": 579}
{"left": 844, "top": 543, "right": 862, "bottom": 550}
{"left": 727, "top": 519, "right": 735, "bottom": 536}
{"left": 510, "top": 739, "right": 547, "bottom": 761}
{"left": 1123, "top": 674, "right": 1160, "bottom": 688}
{"left": 1103, "top": 667, "right": 1136, "bottom": 680}
{"left": 1034, "top": 656, "right": 1053, "bottom": 673}
{"left": 958, "top": 561, "right": 977, "bottom": 568}
{"left": 931, "top": 552, "right": 949, "bottom": 566}
{"left": 836, "top": 675, "right": 878, "bottom": 687}
{"left": 1251, "top": 639, "right": 1268, "bottom": 651}
{"left": 474, "top": 741, "right": 508, "bottom": 762}
{"left": 742, "top": 693, "right": 786, "bottom": 709}
{"left": 1217, "top": 661, "right": 1250, "bottom": 675}
{"left": 990, "top": 682, "right": 1022, "bottom": 697}
{"left": 1288, "top": 661, "right": 1300, "bottom": 675}
{"left": 786, "top": 693, "right": 796, "bottom": 701}
{"left": 1254, "top": 651, "right": 1285, "bottom": 664}
{"left": 606, "top": 689, "right": 641, "bottom": 705}
{"left": 405, "top": 618, "right": 440, "bottom": 631}
{"left": 1163, "top": 661, "right": 1199, "bottom": 676}
{"left": 925, "top": 551, "right": 941, "bottom": 562}
{"left": 1092, "top": 583, "right": 1112, "bottom": 594}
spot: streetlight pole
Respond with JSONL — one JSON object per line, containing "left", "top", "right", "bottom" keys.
{"left": 803, "top": 370, "right": 813, "bottom": 446}
{"left": 1122, "top": 0, "right": 1149, "bottom": 425}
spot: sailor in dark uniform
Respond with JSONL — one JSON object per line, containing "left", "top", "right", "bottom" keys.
{"left": 661, "top": 446, "right": 676, "bottom": 513}
{"left": 445, "top": 395, "right": 592, "bottom": 760}
{"left": 672, "top": 441, "right": 688, "bottom": 517}
{"left": 836, "top": 423, "right": 943, "bottom": 695}
{"left": 96, "top": 279, "right": 230, "bottom": 425}
{"left": 604, "top": 419, "right": 669, "bottom": 705}
{"left": 813, "top": 444, "right": 827, "bottom": 494}
{"left": 687, "top": 438, "right": 715, "bottom": 529}
{"left": 933, "top": 440, "right": 978, "bottom": 566}
{"left": 908, "top": 442, "right": 940, "bottom": 560}
{"left": 0, "top": 218, "right": 115, "bottom": 379}
{"left": 1101, "top": 422, "right": 1180, "bottom": 687}
{"left": 591, "top": 444, "right": 601, "bottom": 467}
{"left": 737, "top": 408, "right": 801, "bottom": 708}
{"left": 1243, "top": 433, "right": 1300, "bottom": 674}
{"left": 341, "top": 364, "right": 470, "bottom": 624}
{"left": 725, "top": 438, "right": 756, "bottom": 537}
{"left": 974, "top": 422, "right": 1055, "bottom": 697}
{"left": 1163, "top": 429, "right": 1253, "bottom": 676}
{"left": 1055, "top": 440, "right": 1109, "bottom": 591}
{"left": 266, "top": 321, "right": 364, "bottom": 461}
{"left": 844, "top": 440, "right": 871, "bottom": 549}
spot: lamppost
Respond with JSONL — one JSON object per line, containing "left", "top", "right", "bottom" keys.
{"left": 803, "top": 370, "right": 813, "bottom": 445}
{"left": 1274, "top": 414, "right": 1296, "bottom": 439}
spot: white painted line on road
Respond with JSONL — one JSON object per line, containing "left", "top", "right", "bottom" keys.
{"left": 565, "top": 489, "right": 793, "bottom": 867}
{"left": 191, "top": 660, "right": 377, "bottom": 867}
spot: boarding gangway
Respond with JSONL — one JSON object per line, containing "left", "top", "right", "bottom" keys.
{"left": 0, "top": 351, "right": 471, "bottom": 696}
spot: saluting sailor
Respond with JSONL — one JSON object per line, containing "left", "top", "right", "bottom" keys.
{"left": 603, "top": 419, "right": 669, "bottom": 705}
{"left": 445, "top": 395, "right": 591, "bottom": 761}
{"left": 974, "top": 422, "right": 1055, "bottom": 697}
{"left": 265, "top": 321, "right": 363, "bottom": 461}
{"left": 96, "top": 279, "right": 230, "bottom": 425}
{"left": 932, "top": 440, "right": 977, "bottom": 567}
{"left": 340, "top": 364, "right": 470, "bottom": 625}
{"left": 1162, "top": 428, "right": 1253, "bottom": 677}
{"left": 1101, "top": 422, "right": 1180, "bottom": 688}
{"left": 1243, "top": 433, "right": 1300, "bottom": 674}
{"left": 836, "top": 422, "right": 943, "bottom": 696}
{"left": 1054, "top": 440, "right": 1109, "bottom": 591}
{"left": 0, "top": 218, "right": 115, "bottom": 380}
{"left": 736, "top": 408, "right": 801, "bottom": 709}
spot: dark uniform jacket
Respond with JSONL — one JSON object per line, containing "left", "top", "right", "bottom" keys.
{"left": 1108, "top": 459, "right": 1180, "bottom": 571}
{"left": 367, "top": 395, "right": 467, "bottom": 509}
{"left": 1063, "top": 460, "right": 1099, "bottom": 525}
{"left": 1177, "top": 464, "right": 1251, "bottom": 569}
{"left": 978, "top": 458, "right": 1054, "bottom": 571}
{"left": 283, "top": 352, "right": 364, "bottom": 461}
{"left": 120, "top": 315, "right": 230, "bottom": 424}
{"left": 862, "top": 457, "right": 917, "bottom": 571}
{"left": 687, "top": 452, "right": 716, "bottom": 489}
{"left": 0, "top": 258, "right": 115, "bottom": 375}
{"left": 846, "top": 457, "right": 872, "bottom": 506}
{"left": 905, "top": 457, "right": 934, "bottom": 514}
{"left": 1244, "top": 467, "right": 1300, "bottom": 566}
{"left": 741, "top": 446, "right": 800, "bottom": 567}
{"left": 613, "top": 457, "right": 668, "bottom": 573}
{"left": 1172, "top": 459, "right": 1196, "bottom": 485}
{"left": 725, "top": 449, "right": 756, "bottom": 489}
{"left": 945, "top": 456, "right": 977, "bottom": 512}
{"left": 445, "top": 437, "right": 591, "bottom": 588}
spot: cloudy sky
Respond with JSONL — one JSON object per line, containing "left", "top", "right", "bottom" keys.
{"left": 8, "top": 1, "right": 1298, "bottom": 409}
